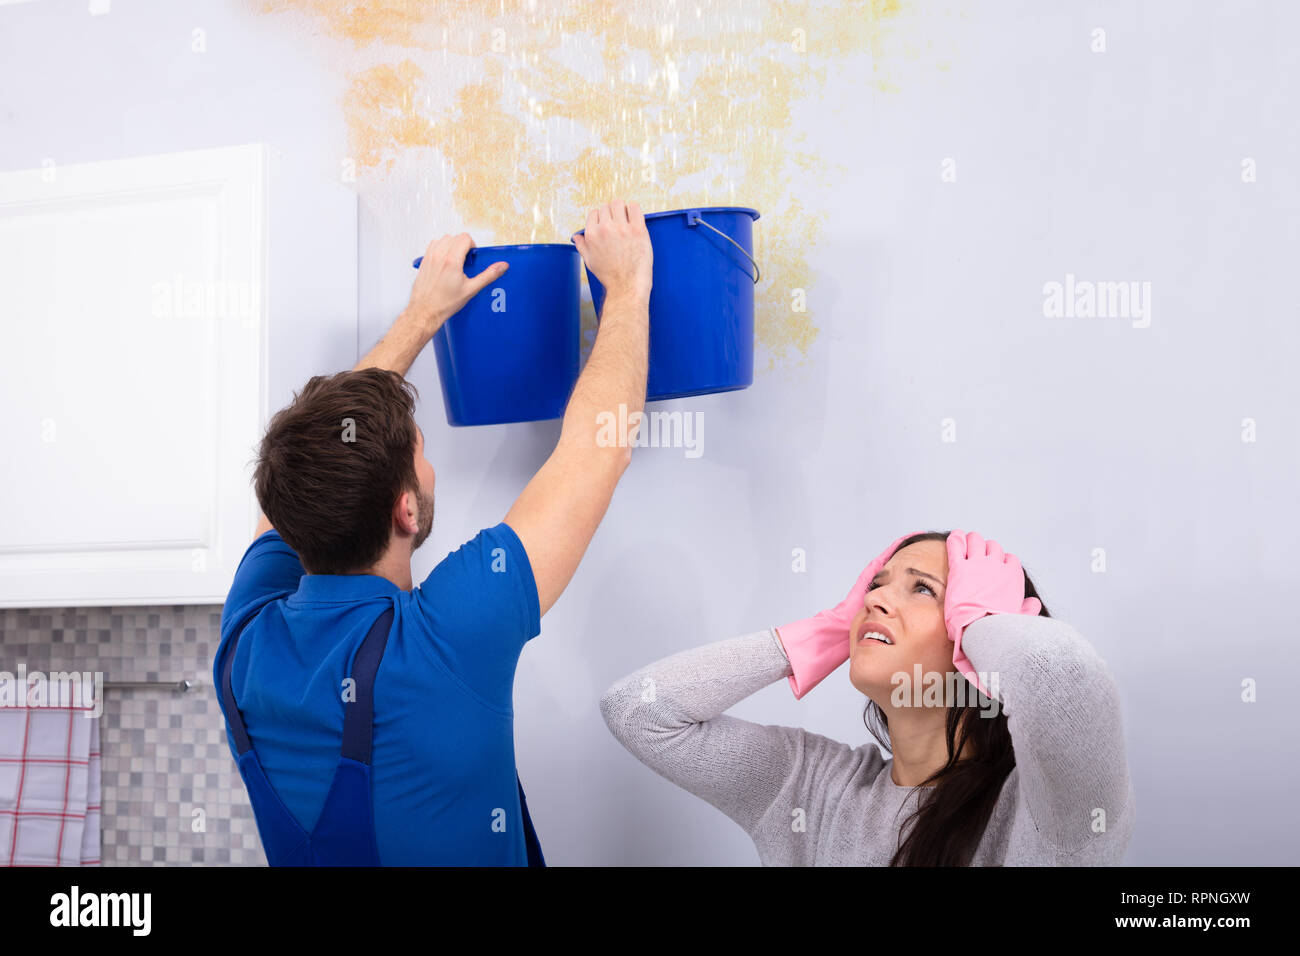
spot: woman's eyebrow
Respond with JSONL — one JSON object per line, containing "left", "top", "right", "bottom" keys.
{"left": 872, "top": 568, "right": 946, "bottom": 586}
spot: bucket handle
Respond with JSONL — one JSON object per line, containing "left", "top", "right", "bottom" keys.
{"left": 687, "top": 211, "right": 760, "bottom": 284}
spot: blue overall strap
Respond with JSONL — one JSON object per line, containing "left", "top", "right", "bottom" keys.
{"left": 218, "top": 609, "right": 317, "bottom": 863}
{"left": 218, "top": 606, "right": 394, "bottom": 866}
{"left": 306, "top": 607, "right": 394, "bottom": 866}
{"left": 219, "top": 607, "right": 394, "bottom": 760}
{"left": 340, "top": 607, "right": 394, "bottom": 763}
{"left": 218, "top": 611, "right": 259, "bottom": 756}
{"left": 518, "top": 774, "right": 545, "bottom": 866}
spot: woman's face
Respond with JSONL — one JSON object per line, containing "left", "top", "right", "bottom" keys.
{"left": 848, "top": 540, "right": 954, "bottom": 702}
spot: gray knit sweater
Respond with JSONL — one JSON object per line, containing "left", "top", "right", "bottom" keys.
{"left": 599, "top": 612, "right": 1135, "bottom": 865}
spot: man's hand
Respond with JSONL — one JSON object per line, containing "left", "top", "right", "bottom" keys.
{"left": 571, "top": 201, "right": 652, "bottom": 304}
{"left": 355, "top": 233, "right": 507, "bottom": 377}
{"left": 406, "top": 233, "right": 509, "bottom": 335}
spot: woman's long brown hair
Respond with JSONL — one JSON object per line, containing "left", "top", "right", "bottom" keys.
{"left": 861, "top": 531, "right": 1051, "bottom": 866}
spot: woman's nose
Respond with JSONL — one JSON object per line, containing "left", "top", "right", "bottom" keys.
{"left": 866, "top": 588, "right": 894, "bottom": 613}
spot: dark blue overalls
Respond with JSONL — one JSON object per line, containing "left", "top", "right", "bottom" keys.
{"left": 218, "top": 605, "right": 545, "bottom": 866}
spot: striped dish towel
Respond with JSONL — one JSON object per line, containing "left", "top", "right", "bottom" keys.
{"left": 0, "top": 677, "right": 101, "bottom": 866}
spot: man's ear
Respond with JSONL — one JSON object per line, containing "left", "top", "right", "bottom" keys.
{"left": 392, "top": 489, "right": 418, "bottom": 537}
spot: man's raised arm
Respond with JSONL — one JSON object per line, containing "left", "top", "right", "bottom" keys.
{"left": 253, "top": 233, "right": 507, "bottom": 538}
{"left": 504, "top": 199, "right": 652, "bottom": 618}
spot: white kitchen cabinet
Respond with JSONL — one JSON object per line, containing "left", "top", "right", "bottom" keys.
{"left": 0, "top": 144, "right": 357, "bottom": 607}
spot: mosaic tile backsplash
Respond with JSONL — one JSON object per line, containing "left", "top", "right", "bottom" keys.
{"left": 0, "top": 606, "right": 264, "bottom": 866}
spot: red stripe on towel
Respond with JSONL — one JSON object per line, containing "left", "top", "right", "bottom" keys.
{"left": 6, "top": 709, "right": 32, "bottom": 865}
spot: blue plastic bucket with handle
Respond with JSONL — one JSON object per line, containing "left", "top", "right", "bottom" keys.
{"left": 575, "top": 206, "right": 760, "bottom": 401}
{"left": 411, "top": 244, "right": 580, "bottom": 427}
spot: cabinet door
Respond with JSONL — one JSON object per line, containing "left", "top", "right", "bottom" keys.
{"left": 0, "top": 145, "right": 270, "bottom": 606}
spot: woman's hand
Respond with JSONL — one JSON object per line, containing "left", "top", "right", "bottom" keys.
{"left": 777, "top": 531, "right": 920, "bottom": 699}
{"left": 944, "top": 530, "right": 1042, "bottom": 694}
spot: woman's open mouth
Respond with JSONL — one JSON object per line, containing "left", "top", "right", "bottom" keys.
{"left": 858, "top": 624, "right": 895, "bottom": 645}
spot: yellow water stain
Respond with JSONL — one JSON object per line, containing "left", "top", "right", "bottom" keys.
{"left": 757, "top": 197, "right": 825, "bottom": 371}
{"left": 258, "top": 0, "right": 437, "bottom": 49}
{"left": 256, "top": 0, "right": 918, "bottom": 368}
{"left": 342, "top": 61, "right": 437, "bottom": 169}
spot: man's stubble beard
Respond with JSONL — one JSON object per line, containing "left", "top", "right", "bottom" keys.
{"left": 413, "top": 486, "right": 434, "bottom": 550}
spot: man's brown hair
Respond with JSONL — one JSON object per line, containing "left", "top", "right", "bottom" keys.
{"left": 254, "top": 368, "right": 420, "bottom": 574}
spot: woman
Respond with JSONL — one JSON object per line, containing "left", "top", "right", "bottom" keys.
{"left": 600, "top": 530, "right": 1135, "bottom": 865}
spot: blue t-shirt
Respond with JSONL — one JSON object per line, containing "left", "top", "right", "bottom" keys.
{"left": 213, "top": 522, "right": 541, "bottom": 865}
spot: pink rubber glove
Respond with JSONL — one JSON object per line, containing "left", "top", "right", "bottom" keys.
{"left": 945, "top": 530, "right": 1042, "bottom": 698}
{"left": 776, "top": 532, "right": 921, "bottom": 699}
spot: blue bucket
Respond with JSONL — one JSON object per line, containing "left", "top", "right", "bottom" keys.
{"left": 575, "top": 206, "right": 760, "bottom": 401}
{"left": 411, "top": 244, "right": 580, "bottom": 427}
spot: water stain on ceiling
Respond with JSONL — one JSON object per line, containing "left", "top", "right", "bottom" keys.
{"left": 256, "top": 0, "right": 922, "bottom": 372}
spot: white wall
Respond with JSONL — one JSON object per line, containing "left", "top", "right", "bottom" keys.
{"left": 3, "top": 0, "right": 1297, "bottom": 865}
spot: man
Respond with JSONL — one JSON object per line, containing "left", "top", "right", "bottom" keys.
{"left": 213, "top": 200, "right": 652, "bottom": 865}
